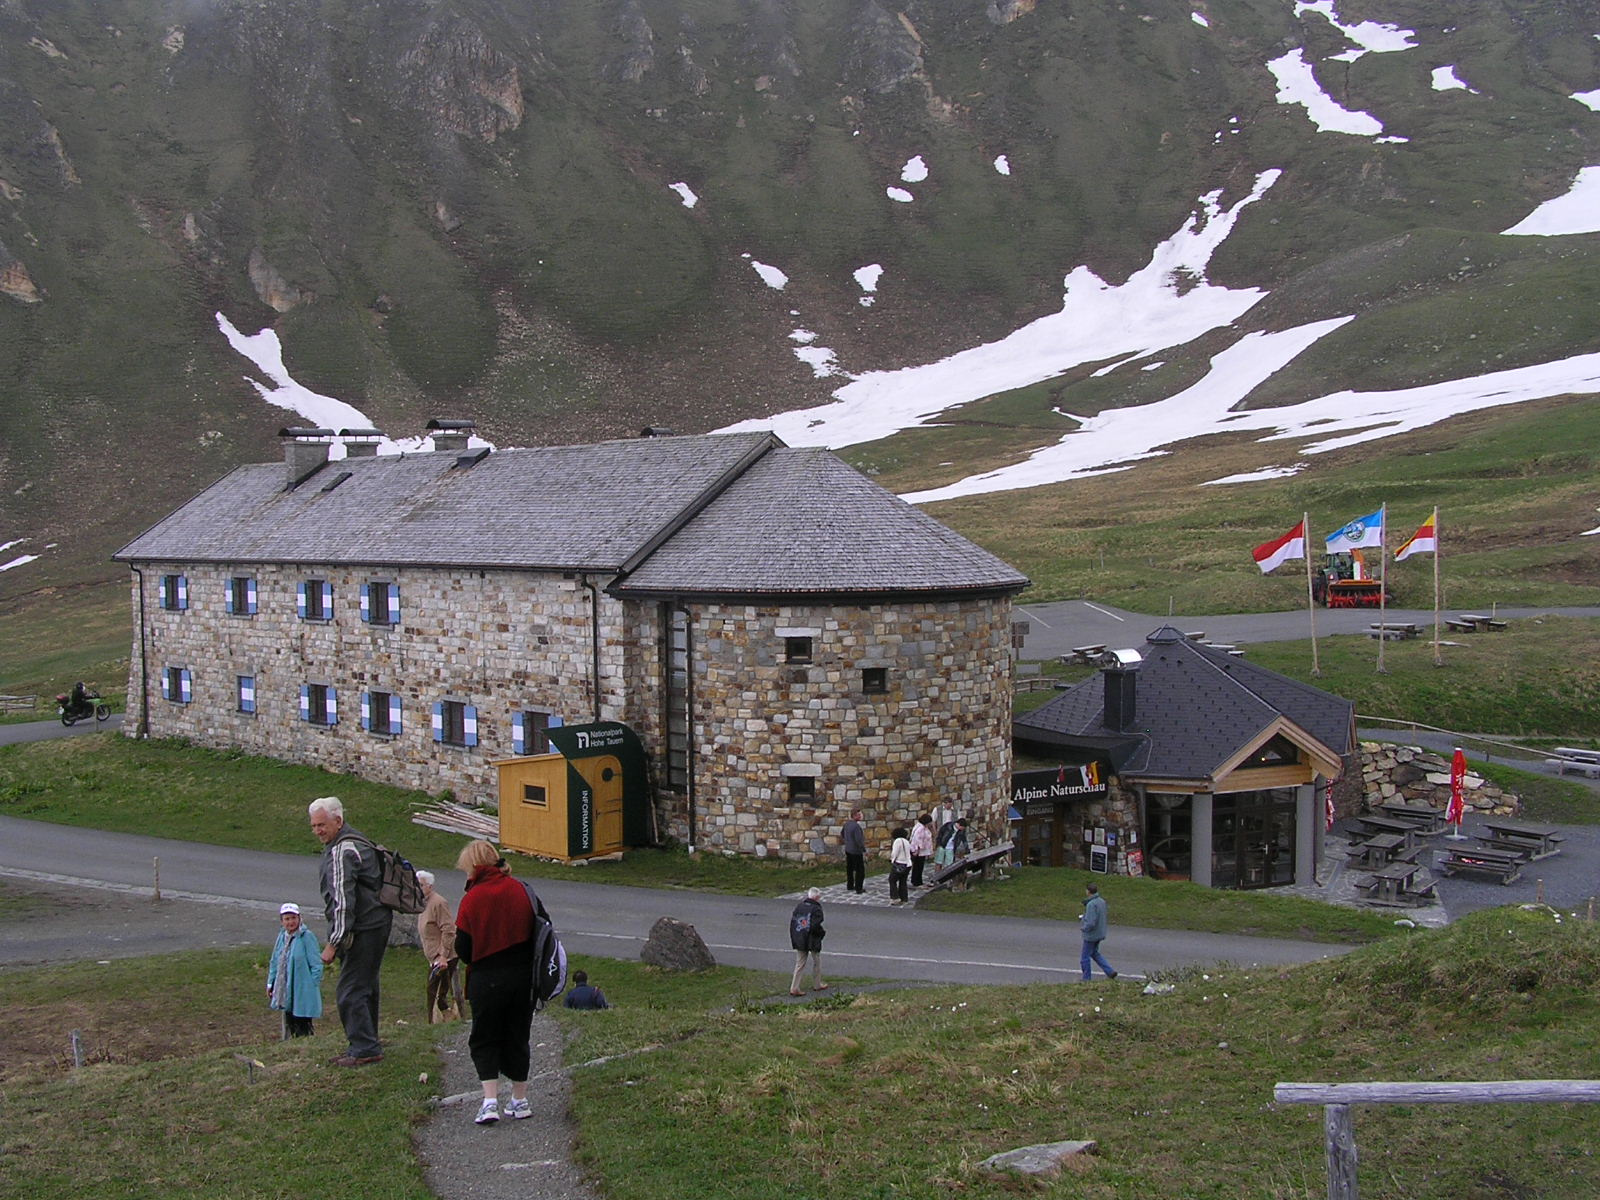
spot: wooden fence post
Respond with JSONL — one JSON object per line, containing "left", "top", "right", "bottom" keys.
{"left": 1324, "top": 1103, "right": 1357, "bottom": 1200}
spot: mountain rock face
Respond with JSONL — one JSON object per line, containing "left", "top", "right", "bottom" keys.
{"left": 0, "top": 0, "right": 1597, "bottom": 601}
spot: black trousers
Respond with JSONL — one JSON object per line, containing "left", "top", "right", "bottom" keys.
{"left": 889, "top": 864, "right": 910, "bottom": 902}
{"left": 467, "top": 964, "right": 535, "bottom": 1083}
{"left": 910, "top": 854, "right": 928, "bottom": 887}
{"left": 845, "top": 853, "right": 865, "bottom": 893}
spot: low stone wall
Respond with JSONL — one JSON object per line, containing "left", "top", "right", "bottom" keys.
{"left": 1358, "top": 741, "right": 1521, "bottom": 817}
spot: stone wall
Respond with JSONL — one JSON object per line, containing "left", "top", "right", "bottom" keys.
{"left": 126, "top": 562, "right": 621, "bottom": 802}
{"left": 1357, "top": 741, "right": 1521, "bottom": 816}
{"left": 679, "top": 597, "right": 1016, "bottom": 861}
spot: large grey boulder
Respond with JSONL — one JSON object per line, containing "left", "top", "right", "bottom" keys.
{"left": 639, "top": 916, "right": 716, "bottom": 971}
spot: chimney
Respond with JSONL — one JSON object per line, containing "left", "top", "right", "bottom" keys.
{"left": 340, "top": 427, "right": 383, "bottom": 458}
{"left": 279, "top": 427, "right": 334, "bottom": 487}
{"left": 425, "top": 418, "right": 475, "bottom": 452}
{"left": 1102, "top": 650, "right": 1141, "bottom": 732}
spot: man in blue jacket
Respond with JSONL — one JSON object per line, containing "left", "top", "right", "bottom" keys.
{"left": 1079, "top": 882, "right": 1118, "bottom": 982}
{"left": 311, "top": 796, "right": 392, "bottom": 1066}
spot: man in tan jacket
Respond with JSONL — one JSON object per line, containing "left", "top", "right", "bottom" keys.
{"left": 417, "top": 870, "right": 463, "bottom": 1022}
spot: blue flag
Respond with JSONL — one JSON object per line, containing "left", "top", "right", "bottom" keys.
{"left": 1325, "top": 508, "right": 1384, "bottom": 552}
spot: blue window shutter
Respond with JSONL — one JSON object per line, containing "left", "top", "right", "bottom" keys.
{"left": 326, "top": 687, "right": 337, "bottom": 725}
{"left": 180, "top": 669, "right": 192, "bottom": 703}
{"left": 161, "top": 670, "right": 172, "bottom": 701}
{"left": 547, "top": 713, "right": 563, "bottom": 753}
{"left": 321, "top": 581, "right": 333, "bottom": 619}
{"left": 360, "top": 585, "right": 370, "bottom": 623}
{"left": 224, "top": 581, "right": 235, "bottom": 615}
{"left": 360, "top": 691, "right": 371, "bottom": 731}
{"left": 388, "top": 583, "right": 400, "bottom": 624}
{"left": 300, "top": 686, "right": 310, "bottom": 722}
{"left": 463, "top": 705, "right": 478, "bottom": 747}
{"left": 431, "top": 701, "right": 443, "bottom": 742}
{"left": 246, "top": 579, "right": 257, "bottom": 614}
{"left": 297, "top": 582, "right": 307, "bottom": 619}
{"left": 158, "top": 576, "right": 168, "bottom": 608}
{"left": 389, "top": 693, "right": 402, "bottom": 734}
{"left": 177, "top": 576, "right": 188, "bottom": 610}
{"left": 240, "top": 677, "right": 255, "bottom": 713}
{"left": 512, "top": 711, "right": 525, "bottom": 756}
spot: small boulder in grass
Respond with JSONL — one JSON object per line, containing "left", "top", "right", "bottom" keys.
{"left": 639, "top": 916, "right": 717, "bottom": 971}
{"left": 978, "top": 1139, "right": 1098, "bottom": 1180}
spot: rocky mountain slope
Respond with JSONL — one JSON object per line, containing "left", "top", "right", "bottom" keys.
{"left": 1, "top": 0, "right": 1597, "bottom": 606}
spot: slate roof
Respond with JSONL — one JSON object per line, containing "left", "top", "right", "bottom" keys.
{"left": 612, "top": 447, "right": 1029, "bottom": 598}
{"left": 1014, "top": 626, "right": 1354, "bottom": 782}
{"left": 114, "top": 433, "right": 1028, "bottom": 598}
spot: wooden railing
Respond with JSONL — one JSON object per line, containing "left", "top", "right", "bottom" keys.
{"left": 1275, "top": 1080, "right": 1600, "bottom": 1199}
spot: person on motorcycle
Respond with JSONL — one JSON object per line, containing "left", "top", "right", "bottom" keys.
{"left": 71, "top": 681, "right": 87, "bottom": 710}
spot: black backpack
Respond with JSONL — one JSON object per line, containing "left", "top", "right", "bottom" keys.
{"left": 519, "top": 880, "right": 569, "bottom": 1010}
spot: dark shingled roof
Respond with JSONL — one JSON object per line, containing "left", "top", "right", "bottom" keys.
{"left": 1015, "top": 626, "right": 1353, "bottom": 781}
{"left": 114, "top": 433, "right": 1028, "bottom": 599}
{"left": 612, "top": 447, "right": 1028, "bottom": 597}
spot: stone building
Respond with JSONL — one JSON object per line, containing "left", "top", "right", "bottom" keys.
{"left": 113, "top": 424, "right": 1028, "bottom": 860}
{"left": 1012, "top": 626, "right": 1354, "bottom": 888}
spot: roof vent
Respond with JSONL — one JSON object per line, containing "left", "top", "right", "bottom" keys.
{"left": 339, "top": 427, "right": 383, "bottom": 458}
{"left": 639, "top": 426, "right": 677, "bottom": 438}
{"left": 453, "top": 447, "right": 492, "bottom": 470}
{"left": 279, "top": 427, "right": 335, "bottom": 488}
{"left": 425, "top": 418, "right": 476, "bottom": 452}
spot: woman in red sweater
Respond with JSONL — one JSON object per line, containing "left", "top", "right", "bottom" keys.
{"left": 453, "top": 839, "right": 537, "bottom": 1124}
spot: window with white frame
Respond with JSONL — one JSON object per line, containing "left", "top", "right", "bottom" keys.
{"left": 363, "top": 690, "right": 402, "bottom": 736}
{"left": 161, "top": 666, "right": 192, "bottom": 703}
{"left": 297, "top": 579, "right": 333, "bottom": 621}
{"left": 433, "top": 699, "right": 477, "bottom": 747}
{"left": 237, "top": 675, "right": 256, "bottom": 714}
{"left": 512, "top": 709, "right": 562, "bottom": 755}
{"left": 158, "top": 574, "right": 189, "bottom": 611}
{"left": 361, "top": 581, "right": 400, "bottom": 626}
{"left": 300, "top": 683, "right": 337, "bottom": 726}
{"left": 226, "top": 576, "right": 257, "bottom": 616}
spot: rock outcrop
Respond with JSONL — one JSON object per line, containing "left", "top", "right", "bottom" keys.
{"left": 1358, "top": 742, "right": 1521, "bottom": 817}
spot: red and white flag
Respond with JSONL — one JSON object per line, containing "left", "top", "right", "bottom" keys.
{"left": 1252, "top": 521, "right": 1306, "bottom": 574}
{"left": 1446, "top": 747, "right": 1467, "bottom": 826}
{"left": 1324, "top": 778, "right": 1336, "bottom": 832}
{"left": 1395, "top": 512, "right": 1437, "bottom": 561}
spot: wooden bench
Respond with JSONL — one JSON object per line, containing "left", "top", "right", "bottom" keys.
{"left": 1368, "top": 623, "right": 1419, "bottom": 640}
{"left": 1444, "top": 617, "right": 1477, "bottom": 633}
{"left": 0, "top": 694, "right": 38, "bottom": 713}
{"left": 1064, "top": 645, "right": 1106, "bottom": 666}
{"left": 1480, "top": 819, "right": 1565, "bottom": 860}
{"left": 1377, "top": 801, "right": 1447, "bottom": 834}
{"left": 1435, "top": 847, "right": 1523, "bottom": 884}
{"left": 1551, "top": 758, "right": 1600, "bottom": 778}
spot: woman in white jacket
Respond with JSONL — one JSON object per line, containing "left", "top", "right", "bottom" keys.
{"left": 888, "top": 828, "right": 913, "bottom": 905}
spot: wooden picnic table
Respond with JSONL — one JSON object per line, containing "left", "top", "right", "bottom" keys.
{"left": 1359, "top": 860, "right": 1427, "bottom": 904}
{"left": 927, "top": 842, "right": 1015, "bottom": 891}
{"left": 1553, "top": 746, "right": 1600, "bottom": 763}
{"left": 1435, "top": 845, "right": 1524, "bottom": 884}
{"left": 1549, "top": 747, "right": 1600, "bottom": 777}
{"left": 1479, "top": 819, "right": 1564, "bottom": 860}
{"left": 1346, "top": 833, "right": 1410, "bottom": 870}
{"left": 1454, "top": 613, "right": 1509, "bottom": 632}
{"left": 1367, "top": 622, "right": 1419, "bottom": 640}
{"left": 1062, "top": 645, "right": 1106, "bottom": 665}
{"left": 1377, "top": 801, "right": 1446, "bottom": 833}
{"left": 1352, "top": 815, "right": 1419, "bottom": 850}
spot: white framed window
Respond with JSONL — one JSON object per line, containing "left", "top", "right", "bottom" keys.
{"left": 237, "top": 675, "right": 256, "bottom": 714}
{"left": 360, "top": 581, "right": 400, "bottom": 626}
{"left": 300, "top": 683, "right": 337, "bottom": 726}
{"left": 362, "top": 690, "right": 402, "bottom": 736}
{"left": 226, "top": 576, "right": 257, "bottom": 616}
{"left": 433, "top": 700, "right": 478, "bottom": 747}
{"left": 512, "top": 709, "right": 562, "bottom": 755}
{"left": 297, "top": 580, "right": 333, "bottom": 621}
{"left": 161, "top": 666, "right": 192, "bottom": 703}
{"left": 158, "top": 574, "right": 189, "bottom": 611}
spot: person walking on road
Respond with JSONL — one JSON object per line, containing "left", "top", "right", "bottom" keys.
{"left": 266, "top": 902, "right": 323, "bottom": 1039}
{"left": 310, "top": 796, "right": 392, "bottom": 1066}
{"left": 789, "top": 887, "right": 828, "bottom": 995}
{"left": 842, "top": 810, "right": 866, "bottom": 894}
{"left": 1079, "top": 882, "right": 1117, "bottom": 982}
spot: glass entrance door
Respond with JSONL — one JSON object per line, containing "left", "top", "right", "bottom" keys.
{"left": 1214, "top": 791, "right": 1296, "bottom": 889}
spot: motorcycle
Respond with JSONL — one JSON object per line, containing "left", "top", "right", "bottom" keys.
{"left": 57, "top": 687, "right": 111, "bottom": 726}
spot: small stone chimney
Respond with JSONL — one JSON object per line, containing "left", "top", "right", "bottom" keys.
{"left": 426, "top": 418, "right": 475, "bottom": 452}
{"left": 1102, "top": 650, "right": 1141, "bottom": 733}
{"left": 340, "top": 427, "right": 383, "bottom": 458}
{"left": 279, "top": 427, "right": 334, "bottom": 486}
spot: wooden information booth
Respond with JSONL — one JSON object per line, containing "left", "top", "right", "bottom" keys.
{"left": 494, "top": 721, "right": 651, "bottom": 862}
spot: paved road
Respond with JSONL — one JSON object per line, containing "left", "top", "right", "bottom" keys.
{"left": 1015, "top": 601, "right": 1600, "bottom": 661}
{"left": 0, "top": 712, "right": 124, "bottom": 745}
{"left": 0, "top": 815, "right": 1348, "bottom": 980}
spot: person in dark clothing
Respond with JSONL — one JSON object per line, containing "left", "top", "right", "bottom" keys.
{"left": 310, "top": 796, "right": 392, "bottom": 1067}
{"left": 455, "top": 839, "right": 538, "bottom": 1124}
{"left": 788, "top": 887, "right": 828, "bottom": 995}
{"left": 563, "top": 970, "right": 610, "bottom": 1010}
{"left": 841, "top": 810, "right": 866, "bottom": 893}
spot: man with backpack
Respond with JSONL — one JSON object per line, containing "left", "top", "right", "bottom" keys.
{"left": 310, "top": 796, "right": 392, "bottom": 1067}
{"left": 788, "top": 887, "right": 828, "bottom": 996}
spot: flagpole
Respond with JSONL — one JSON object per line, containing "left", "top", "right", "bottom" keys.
{"left": 1376, "top": 503, "right": 1388, "bottom": 674}
{"left": 1431, "top": 506, "right": 1442, "bottom": 667}
{"left": 1303, "top": 511, "right": 1320, "bottom": 676}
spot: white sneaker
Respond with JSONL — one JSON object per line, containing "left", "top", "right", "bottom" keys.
{"left": 504, "top": 1097, "right": 532, "bottom": 1120}
{"left": 475, "top": 1099, "right": 499, "bottom": 1125}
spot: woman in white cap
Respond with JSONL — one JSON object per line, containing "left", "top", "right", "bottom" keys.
{"left": 267, "top": 902, "right": 325, "bottom": 1039}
